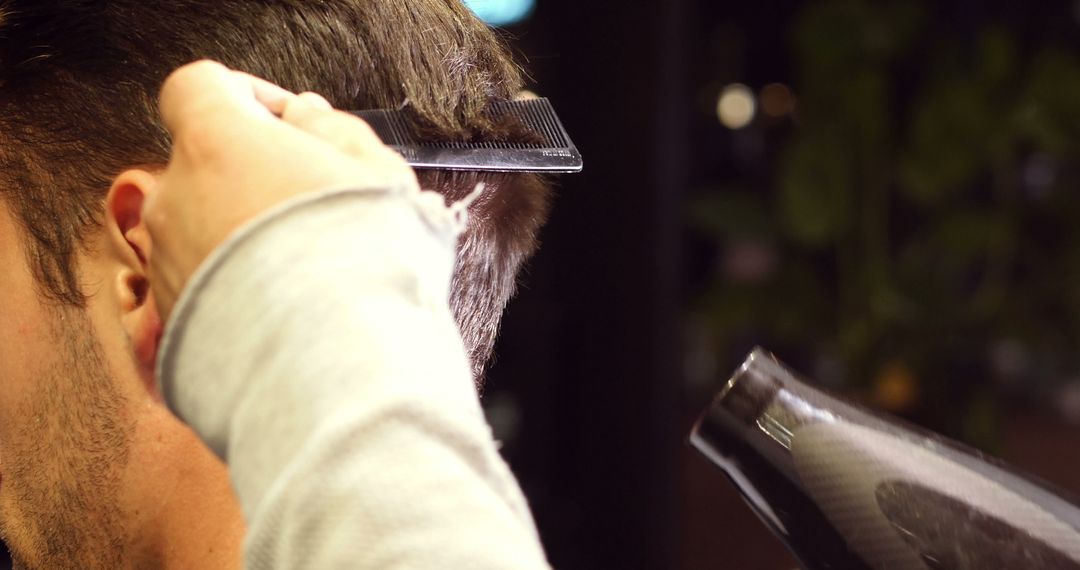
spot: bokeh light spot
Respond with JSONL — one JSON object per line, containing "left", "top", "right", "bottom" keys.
{"left": 717, "top": 83, "right": 756, "bottom": 129}
{"left": 760, "top": 83, "right": 795, "bottom": 118}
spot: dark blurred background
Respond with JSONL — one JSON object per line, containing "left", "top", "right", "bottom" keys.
{"left": 481, "top": 0, "right": 1080, "bottom": 568}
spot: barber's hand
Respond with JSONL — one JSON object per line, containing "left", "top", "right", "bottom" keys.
{"left": 144, "top": 60, "right": 417, "bottom": 321}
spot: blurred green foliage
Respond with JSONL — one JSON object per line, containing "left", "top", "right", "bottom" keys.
{"left": 692, "top": 0, "right": 1080, "bottom": 446}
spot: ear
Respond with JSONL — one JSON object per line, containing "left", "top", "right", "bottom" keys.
{"left": 105, "top": 169, "right": 164, "bottom": 400}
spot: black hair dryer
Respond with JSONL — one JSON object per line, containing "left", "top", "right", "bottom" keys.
{"left": 690, "top": 348, "right": 1080, "bottom": 569}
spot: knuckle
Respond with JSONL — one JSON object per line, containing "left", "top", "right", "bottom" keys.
{"left": 165, "top": 59, "right": 222, "bottom": 87}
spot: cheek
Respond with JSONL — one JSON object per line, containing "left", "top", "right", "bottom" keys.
{"left": 0, "top": 209, "right": 44, "bottom": 400}
{"left": 0, "top": 241, "right": 49, "bottom": 372}
{"left": 0, "top": 323, "right": 48, "bottom": 490}
{"left": 0, "top": 305, "right": 135, "bottom": 568}
{"left": 0, "top": 301, "right": 54, "bottom": 437}
{"left": 0, "top": 296, "right": 61, "bottom": 539}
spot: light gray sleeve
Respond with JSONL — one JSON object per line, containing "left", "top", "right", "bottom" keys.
{"left": 156, "top": 184, "right": 550, "bottom": 569}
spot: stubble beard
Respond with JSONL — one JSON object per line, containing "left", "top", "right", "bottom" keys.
{"left": 0, "top": 306, "right": 134, "bottom": 569}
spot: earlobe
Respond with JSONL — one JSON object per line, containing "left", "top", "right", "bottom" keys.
{"left": 130, "top": 289, "right": 164, "bottom": 401}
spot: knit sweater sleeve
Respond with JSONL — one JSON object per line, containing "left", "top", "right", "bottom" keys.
{"left": 156, "top": 183, "right": 550, "bottom": 569}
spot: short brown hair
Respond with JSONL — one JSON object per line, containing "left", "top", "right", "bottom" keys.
{"left": 0, "top": 0, "right": 552, "bottom": 382}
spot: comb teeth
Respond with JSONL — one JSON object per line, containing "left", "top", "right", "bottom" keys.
{"left": 350, "top": 98, "right": 582, "bottom": 173}
{"left": 485, "top": 99, "right": 570, "bottom": 149}
{"left": 365, "top": 111, "right": 413, "bottom": 146}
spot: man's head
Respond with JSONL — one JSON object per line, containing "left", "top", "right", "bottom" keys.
{"left": 0, "top": 1, "right": 551, "bottom": 567}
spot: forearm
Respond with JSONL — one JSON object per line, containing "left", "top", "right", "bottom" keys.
{"left": 156, "top": 184, "right": 549, "bottom": 569}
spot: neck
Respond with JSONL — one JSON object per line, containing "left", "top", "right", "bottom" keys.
{"left": 125, "top": 406, "right": 245, "bottom": 569}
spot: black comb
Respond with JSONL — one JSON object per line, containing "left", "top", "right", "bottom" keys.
{"left": 349, "top": 98, "right": 582, "bottom": 173}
